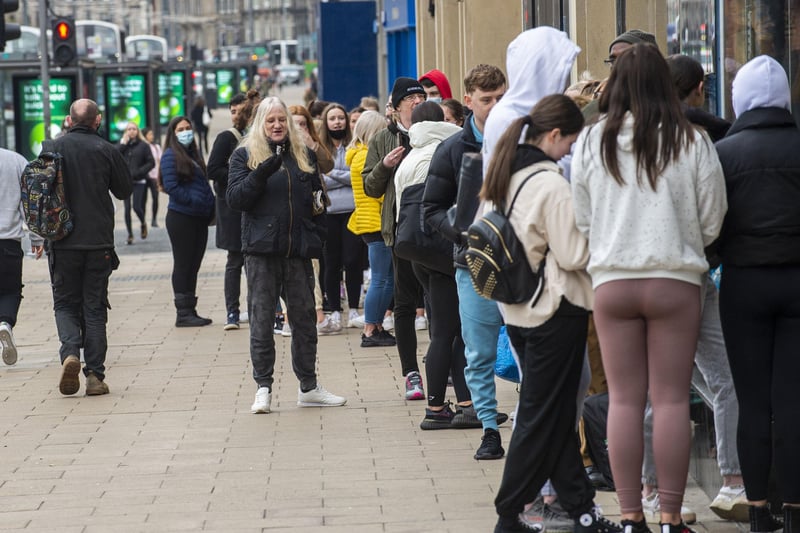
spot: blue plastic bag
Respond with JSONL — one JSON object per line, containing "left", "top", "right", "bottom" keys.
{"left": 495, "top": 325, "right": 520, "bottom": 383}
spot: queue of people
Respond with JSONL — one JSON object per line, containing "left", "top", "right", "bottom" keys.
{"left": 3, "top": 23, "right": 799, "bottom": 533}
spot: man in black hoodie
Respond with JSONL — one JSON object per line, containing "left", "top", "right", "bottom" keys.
{"left": 49, "top": 98, "right": 132, "bottom": 397}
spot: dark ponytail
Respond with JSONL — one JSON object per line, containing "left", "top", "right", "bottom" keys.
{"left": 482, "top": 94, "right": 584, "bottom": 205}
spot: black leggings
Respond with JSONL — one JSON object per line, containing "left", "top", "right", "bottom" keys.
{"left": 165, "top": 209, "right": 208, "bottom": 295}
{"left": 146, "top": 178, "right": 159, "bottom": 222}
{"left": 124, "top": 182, "right": 147, "bottom": 236}
{"left": 719, "top": 264, "right": 800, "bottom": 503}
{"left": 412, "top": 262, "right": 469, "bottom": 406}
{"left": 323, "top": 212, "right": 364, "bottom": 312}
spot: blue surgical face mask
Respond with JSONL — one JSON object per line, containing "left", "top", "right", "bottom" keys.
{"left": 427, "top": 97, "right": 442, "bottom": 104}
{"left": 176, "top": 130, "right": 194, "bottom": 146}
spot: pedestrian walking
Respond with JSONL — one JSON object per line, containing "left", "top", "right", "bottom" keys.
{"left": 117, "top": 122, "right": 155, "bottom": 245}
{"left": 48, "top": 98, "right": 132, "bottom": 396}
{"left": 142, "top": 127, "right": 163, "bottom": 228}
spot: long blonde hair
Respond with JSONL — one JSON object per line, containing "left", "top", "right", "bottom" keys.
{"left": 348, "top": 110, "right": 387, "bottom": 150}
{"left": 242, "top": 96, "right": 313, "bottom": 173}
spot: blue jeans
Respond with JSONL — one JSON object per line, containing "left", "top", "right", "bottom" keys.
{"left": 456, "top": 267, "right": 503, "bottom": 430}
{"left": 642, "top": 276, "right": 741, "bottom": 485}
{"left": 364, "top": 240, "right": 394, "bottom": 325}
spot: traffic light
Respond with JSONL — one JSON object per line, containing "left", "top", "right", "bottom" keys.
{"left": 1, "top": 0, "right": 21, "bottom": 53}
{"left": 52, "top": 16, "right": 77, "bottom": 67}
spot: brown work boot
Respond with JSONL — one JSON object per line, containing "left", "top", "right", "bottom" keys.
{"left": 59, "top": 355, "right": 81, "bottom": 395}
{"left": 85, "top": 372, "right": 109, "bottom": 396}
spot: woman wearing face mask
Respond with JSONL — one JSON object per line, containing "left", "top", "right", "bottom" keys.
{"left": 317, "top": 103, "right": 366, "bottom": 333}
{"left": 227, "top": 96, "right": 347, "bottom": 414}
{"left": 117, "top": 122, "right": 155, "bottom": 245}
{"left": 159, "top": 116, "right": 216, "bottom": 328}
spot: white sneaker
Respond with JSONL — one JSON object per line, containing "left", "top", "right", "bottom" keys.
{"left": 281, "top": 323, "right": 292, "bottom": 337}
{"left": 317, "top": 315, "right": 342, "bottom": 336}
{"left": 642, "top": 491, "right": 696, "bottom": 525}
{"left": 297, "top": 385, "right": 347, "bottom": 407}
{"left": 709, "top": 484, "right": 748, "bottom": 522}
{"left": 347, "top": 310, "right": 363, "bottom": 328}
{"left": 415, "top": 315, "right": 428, "bottom": 331}
{"left": 239, "top": 311, "right": 249, "bottom": 323}
{"left": 382, "top": 315, "right": 395, "bottom": 331}
{"left": 251, "top": 387, "right": 271, "bottom": 413}
{"left": 0, "top": 322, "right": 17, "bottom": 365}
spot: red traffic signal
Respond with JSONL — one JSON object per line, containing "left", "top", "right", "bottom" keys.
{"left": 55, "top": 20, "right": 72, "bottom": 40}
{"left": 51, "top": 16, "right": 77, "bottom": 67}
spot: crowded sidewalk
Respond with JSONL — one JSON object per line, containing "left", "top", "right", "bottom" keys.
{"left": 1, "top": 240, "right": 743, "bottom": 532}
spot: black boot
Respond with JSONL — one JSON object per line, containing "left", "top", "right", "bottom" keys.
{"left": 750, "top": 504, "right": 783, "bottom": 533}
{"left": 785, "top": 505, "right": 799, "bottom": 533}
{"left": 175, "top": 293, "right": 212, "bottom": 327}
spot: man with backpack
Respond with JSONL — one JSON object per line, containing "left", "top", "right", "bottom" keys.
{"left": 48, "top": 98, "right": 131, "bottom": 396}
{"left": 0, "top": 148, "right": 44, "bottom": 366}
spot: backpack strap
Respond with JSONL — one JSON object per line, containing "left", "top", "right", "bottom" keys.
{"left": 227, "top": 127, "right": 243, "bottom": 143}
{"left": 504, "top": 168, "right": 547, "bottom": 216}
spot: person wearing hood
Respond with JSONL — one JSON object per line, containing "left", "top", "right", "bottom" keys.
{"left": 482, "top": 26, "right": 581, "bottom": 174}
{"left": 362, "top": 77, "right": 428, "bottom": 402}
{"left": 715, "top": 55, "right": 800, "bottom": 533}
{"left": 571, "top": 44, "right": 727, "bottom": 533}
{"left": 393, "top": 101, "right": 472, "bottom": 429}
{"left": 419, "top": 68, "right": 453, "bottom": 103}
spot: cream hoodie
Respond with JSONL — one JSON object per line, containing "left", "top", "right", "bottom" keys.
{"left": 571, "top": 114, "right": 727, "bottom": 288}
{"left": 491, "top": 160, "right": 593, "bottom": 328}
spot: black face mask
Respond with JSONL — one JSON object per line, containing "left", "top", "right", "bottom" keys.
{"left": 328, "top": 129, "right": 347, "bottom": 141}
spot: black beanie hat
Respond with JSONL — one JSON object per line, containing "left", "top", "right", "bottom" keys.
{"left": 609, "top": 29, "right": 657, "bottom": 52}
{"left": 391, "top": 77, "right": 427, "bottom": 110}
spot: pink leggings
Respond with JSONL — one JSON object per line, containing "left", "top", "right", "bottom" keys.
{"left": 593, "top": 278, "right": 700, "bottom": 515}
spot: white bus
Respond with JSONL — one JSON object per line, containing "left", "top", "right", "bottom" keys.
{"left": 76, "top": 20, "right": 125, "bottom": 63}
{"left": 126, "top": 34, "right": 168, "bottom": 61}
{"left": 268, "top": 39, "right": 298, "bottom": 67}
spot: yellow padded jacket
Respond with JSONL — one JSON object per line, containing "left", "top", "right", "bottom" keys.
{"left": 346, "top": 142, "right": 383, "bottom": 235}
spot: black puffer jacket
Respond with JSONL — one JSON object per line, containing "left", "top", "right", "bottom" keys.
{"left": 227, "top": 142, "right": 327, "bottom": 258}
{"left": 715, "top": 107, "right": 800, "bottom": 266}
{"left": 117, "top": 139, "right": 155, "bottom": 183}
{"left": 422, "top": 118, "right": 481, "bottom": 268}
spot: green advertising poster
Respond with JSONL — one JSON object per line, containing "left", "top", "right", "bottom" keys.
{"left": 216, "top": 69, "right": 235, "bottom": 105}
{"left": 105, "top": 73, "right": 148, "bottom": 142}
{"left": 158, "top": 72, "right": 186, "bottom": 126}
{"left": 14, "top": 77, "right": 73, "bottom": 161}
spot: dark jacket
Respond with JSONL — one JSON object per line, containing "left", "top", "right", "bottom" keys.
{"left": 715, "top": 107, "right": 800, "bottom": 267}
{"left": 683, "top": 103, "right": 731, "bottom": 142}
{"left": 160, "top": 146, "right": 215, "bottom": 219}
{"left": 207, "top": 128, "right": 244, "bottom": 251}
{"left": 117, "top": 138, "right": 155, "bottom": 184}
{"left": 191, "top": 104, "right": 210, "bottom": 134}
{"left": 227, "top": 142, "right": 327, "bottom": 258}
{"left": 422, "top": 117, "right": 481, "bottom": 268}
{"left": 50, "top": 125, "right": 132, "bottom": 250}
{"left": 362, "top": 121, "right": 409, "bottom": 246}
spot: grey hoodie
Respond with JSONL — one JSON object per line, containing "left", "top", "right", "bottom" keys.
{"left": 0, "top": 148, "right": 43, "bottom": 245}
{"left": 482, "top": 26, "right": 581, "bottom": 173}
{"left": 732, "top": 55, "right": 791, "bottom": 117}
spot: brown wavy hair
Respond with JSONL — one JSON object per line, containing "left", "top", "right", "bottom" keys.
{"left": 597, "top": 44, "right": 694, "bottom": 190}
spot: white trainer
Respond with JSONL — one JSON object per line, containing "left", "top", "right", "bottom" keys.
{"left": 382, "top": 314, "right": 395, "bottom": 331}
{"left": 415, "top": 315, "right": 428, "bottom": 331}
{"left": 642, "top": 491, "right": 696, "bottom": 525}
{"left": 709, "top": 484, "right": 748, "bottom": 522}
{"left": 347, "top": 310, "right": 363, "bottom": 328}
{"left": 317, "top": 315, "right": 342, "bottom": 336}
{"left": 297, "top": 385, "right": 347, "bottom": 407}
{"left": 0, "top": 321, "right": 18, "bottom": 365}
{"left": 251, "top": 387, "right": 271, "bottom": 413}
{"left": 281, "top": 323, "right": 292, "bottom": 337}
{"left": 239, "top": 311, "right": 249, "bottom": 323}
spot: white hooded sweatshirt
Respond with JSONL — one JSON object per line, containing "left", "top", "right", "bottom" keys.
{"left": 732, "top": 55, "right": 792, "bottom": 118}
{"left": 394, "top": 120, "right": 462, "bottom": 219}
{"left": 482, "top": 26, "right": 581, "bottom": 174}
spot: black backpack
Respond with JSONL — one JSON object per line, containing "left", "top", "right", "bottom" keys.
{"left": 394, "top": 182, "right": 455, "bottom": 275}
{"left": 20, "top": 141, "right": 74, "bottom": 241}
{"left": 465, "top": 170, "right": 546, "bottom": 305}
